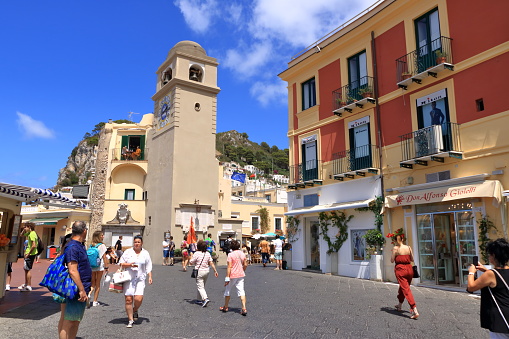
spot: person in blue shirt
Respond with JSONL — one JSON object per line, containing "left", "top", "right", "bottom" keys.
{"left": 58, "top": 221, "right": 92, "bottom": 339}
{"left": 205, "top": 233, "right": 216, "bottom": 254}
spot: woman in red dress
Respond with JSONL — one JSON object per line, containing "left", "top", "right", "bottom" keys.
{"left": 390, "top": 232, "right": 419, "bottom": 319}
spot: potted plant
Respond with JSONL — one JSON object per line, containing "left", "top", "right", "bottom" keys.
{"left": 478, "top": 216, "right": 497, "bottom": 264}
{"left": 211, "top": 251, "right": 218, "bottom": 263}
{"left": 251, "top": 228, "right": 261, "bottom": 235}
{"left": 346, "top": 95, "right": 357, "bottom": 105}
{"left": 359, "top": 86, "right": 373, "bottom": 98}
{"left": 435, "top": 50, "right": 448, "bottom": 64}
{"left": 363, "top": 229, "right": 385, "bottom": 256}
{"left": 336, "top": 96, "right": 346, "bottom": 107}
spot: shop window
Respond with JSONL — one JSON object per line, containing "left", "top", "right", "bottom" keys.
{"left": 125, "top": 189, "right": 135, "bottom": 200}
{"left": 304, "top": 194, "right": 319, "bottom": 207}
{"left": 302, "top": 77, "right": 316, "bottom": 110}
{"left": 275, "top": 218, "right": 282, "bottom": 230}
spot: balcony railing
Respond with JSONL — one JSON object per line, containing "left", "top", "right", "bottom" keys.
{"left": 112, "top": 148, "right": 149, "bottom": 161}
{"left": 396, "top": 36, "right": 453, "bottom": 83}
{"left": 288, "top": 160, "right": 323, "bottom": 188}
{"left": 400, "top": 122, "right": 462, "bottom": 166}
{"left": 332, "top": 76, "right": 375, "bottom": 113}
{"left": 332, "top": 145, "right": 380, "bottom": 179}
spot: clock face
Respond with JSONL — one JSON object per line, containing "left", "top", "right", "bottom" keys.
{"left": 159, "top": 95, "right": 171, "bottom": 121}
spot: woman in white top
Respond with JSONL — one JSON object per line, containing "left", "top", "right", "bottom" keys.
{"left": 189, "top": 240, "right": 218, "bottom": 307}
{"left": 119, "top": 235, "right": 153, "bottom": 328}
{"left": 89, "top": 231, "right": 108, "bottom": 307}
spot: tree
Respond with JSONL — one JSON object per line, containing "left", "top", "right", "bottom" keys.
{"left": 260, "top": 142, "right": 270, "bottom": 153}
{"left": 270, "top": 145, "right": 279, "bottom": 153}
{"left": 241, "top": 132, "right": 249, "bottom": 139}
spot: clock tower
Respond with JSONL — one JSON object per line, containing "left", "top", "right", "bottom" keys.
{"left": 145, "top": 41, "right": 220, "bottom": 257}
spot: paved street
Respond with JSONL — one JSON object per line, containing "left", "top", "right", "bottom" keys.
{"left": 0, "top": 258, "right": 489, "bottom": 339}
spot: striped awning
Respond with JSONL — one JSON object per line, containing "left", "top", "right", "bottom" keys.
{"left": 29, "top": 217, "right": 67, "bottom": 225}
{"left": 0, "top": 182, "right": 86, "bottom": 208}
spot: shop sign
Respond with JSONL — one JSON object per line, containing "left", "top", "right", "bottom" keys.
{"left": 348, "top": 116, "right": 370, "bottom": 129}
{"left": 385, "top": 180, "right": 501, "bottom": 208}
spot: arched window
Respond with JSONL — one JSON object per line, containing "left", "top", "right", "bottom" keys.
{"left": 189, "top": 65, "right": 203, "bottom": 82}
{"left": 161, "top": 67, "right": 172, "bottom": 85}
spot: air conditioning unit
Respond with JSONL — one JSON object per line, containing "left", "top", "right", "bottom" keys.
{"left": 414, "top": 124, "right": 443, "bottom": 158}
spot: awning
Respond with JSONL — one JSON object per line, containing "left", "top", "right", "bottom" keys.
{"left": 0, "top": 182, "right": 86, "bottom": 208}
{"left": 385, "top": 180, "right": 502, "bottom": 208}
{"left": 29, "top": 217, "right": 67, "bottom": 225}
{"left": 284, "top": 199, "right": 373, "bottom": 216}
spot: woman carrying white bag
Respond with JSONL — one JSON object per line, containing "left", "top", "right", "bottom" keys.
{"left": 119, "top": 235, "right": 153, "bottom": 328}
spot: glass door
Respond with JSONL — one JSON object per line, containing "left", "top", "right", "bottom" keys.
{"left": 309, "top": 221, "right": 320, "bottom": 270}
{"left": 417, "top": 214, "right": 435, "bottom": 283}
{"left": 433, "top": 214, "right": 456, "bottom": 284}
{"left": 456, "top": 211, "right": 476, "bottom": 286}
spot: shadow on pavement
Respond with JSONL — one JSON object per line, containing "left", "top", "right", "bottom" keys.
{"left": 1, "top": 295, "right": 60, "bottom": 320}
{"left": 379, "top": 306, "right": 411, "bottom": 318}
{"left": 108, "top": 317, "right": 150, "bottom": 325}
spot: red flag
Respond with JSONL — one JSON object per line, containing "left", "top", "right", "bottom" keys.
{"left": 187, "top": 217, "right": 197, "bottom": 244}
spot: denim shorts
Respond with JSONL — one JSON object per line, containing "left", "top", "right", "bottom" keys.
{"left": 163, "top": 250, "right": 170, "bottom": 258}
{"left": 64, "top": 297, "right": 87, "bottom": 321}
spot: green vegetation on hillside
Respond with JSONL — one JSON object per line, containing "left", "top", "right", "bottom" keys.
{"left": 216, "top": 131, "right": 289, "bottom": 178}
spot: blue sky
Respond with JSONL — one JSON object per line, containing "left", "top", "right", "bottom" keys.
{"left": 0, "top": 0, "right": 378, "bottom": 189}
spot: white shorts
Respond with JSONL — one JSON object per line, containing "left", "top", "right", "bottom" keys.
{"left": 123, "top": 278, "right": 146, "bottom": 296}
{"left": 224, "top": 277, "right": 245, "bottom": 297}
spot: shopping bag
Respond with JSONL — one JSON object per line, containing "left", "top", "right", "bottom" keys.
{"left": 109, "top": 281, "right": 124, "bottom": 293}
{"left": 39, "top": 244, "right": 78, "bottom": 299}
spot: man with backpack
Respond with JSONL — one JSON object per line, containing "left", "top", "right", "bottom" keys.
{"left": 18, "top": 222, "right": 40, "bottom": 292}
{"left": 222, "top": 235, "right": 232, "bottom": 254}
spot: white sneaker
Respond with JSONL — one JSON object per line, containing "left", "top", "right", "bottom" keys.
{"left": 92, "top": 301, "right": 100, "bottom": 307}
{"left": 5, "top": 285, "right": 10, "bottom": 291}
{"left": 202, "top": 299, "right": 210, "bottom": 308}
{"left": 18, "top": 284, "right": 26, "bottom": 290}
{"left": 127, "top": 320, "right": 134, "bottom": 328}
{"left": 20, "top": 285, "right": 32, "bottom": 292}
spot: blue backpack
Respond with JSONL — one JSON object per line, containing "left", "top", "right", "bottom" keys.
{"left": 87, "top": 243, "right": 102, "bottom": 268}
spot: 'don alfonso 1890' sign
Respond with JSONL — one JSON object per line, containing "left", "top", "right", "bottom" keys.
{"left": 385, "top": 180, "right": 501, "bottom": 208}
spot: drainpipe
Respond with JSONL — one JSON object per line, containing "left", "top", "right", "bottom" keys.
{"left": 371, "top": 30, "right": 387, "bottom": 282}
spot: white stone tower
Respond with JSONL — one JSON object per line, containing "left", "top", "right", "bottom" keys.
{"left": 144, "top": 41, "right": 220, "bottom": 260}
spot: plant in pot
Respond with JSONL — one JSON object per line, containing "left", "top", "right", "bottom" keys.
{"left": 336, "top": 95, "right": 346, "bottom": 107}
{"left": 401, "top": 72, "right": 412, "bottom": 80}
{"left": 359, "top": 86, "right": 373, "bottom": 99}
{"left": 363, "top": 229, "right": 385, "bottom": 258}
{"left": 435, "top": 50, "right": 448, "bottom": 64}
{"left": 478, "top": 215, "right": 497, "bottom": 264}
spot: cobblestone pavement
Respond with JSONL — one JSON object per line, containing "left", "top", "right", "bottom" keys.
{"left": 0, "top": 260, "right": 488, "bottom": 339}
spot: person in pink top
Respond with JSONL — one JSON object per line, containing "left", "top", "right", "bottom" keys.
{"left": 219, "top": 240, "right": 248, "bottom": 316}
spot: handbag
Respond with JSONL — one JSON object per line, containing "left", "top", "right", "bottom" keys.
{"left": 113, "top": 268, "right": 131, "bottom": 283}
{"left": 488, "top": 269, "right": 509, "bottom": 329}
{"left": 412, "top": 265, "right": 420, "bottom": 278}
{"left": 108, "top": 281, "right": 124, "bottom": 293}
{"left": 191, "top": 252, "right": 207, "bottom": 279}
{"left": 39, "top": 243, "right": 78, "bottom": 299}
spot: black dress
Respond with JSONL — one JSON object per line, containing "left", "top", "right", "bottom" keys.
{"left": 481, "top": 269, "right": 509, "bottom": 333}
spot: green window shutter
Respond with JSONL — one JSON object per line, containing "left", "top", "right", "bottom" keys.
{"left": 121, "top": 136, "right": 128, "bottom": 148}
{"left": 140, "top": 135, "right": 145, "bottom": 160}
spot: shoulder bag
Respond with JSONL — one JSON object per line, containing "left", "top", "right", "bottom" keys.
{"left": 409, "top": 246, "right": 420, "bottom": 278}
{"left": 39, "top": 243, "right": 79, "bottom": 299}
{"left": 113, "top": 267, "right": 131, "bottom": 283}
{"left": 489, "top": 269, "right": 509, "bottom": 329}
{"left": 191, "top": 252, "right": 207, "bottom": 278}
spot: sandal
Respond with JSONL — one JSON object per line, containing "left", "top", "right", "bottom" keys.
{"left": 219, "top": 306, "right": 229, "bottom": 312}
{"left": 241, "top": 309, "right": 247, "bottom": 316}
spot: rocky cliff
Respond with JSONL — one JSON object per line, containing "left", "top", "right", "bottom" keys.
{"left": 55, "top": 139, "right": 97, "bottom": 189}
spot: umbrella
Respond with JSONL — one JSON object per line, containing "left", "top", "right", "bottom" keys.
{"left": 187, "top": 217, "right": 197, "bottom": 244}
{"left": 263, "top": 232, "right": 277, "bottom": 238}
{"left": 251, "top": 234, "right": 262, "bottom": 239}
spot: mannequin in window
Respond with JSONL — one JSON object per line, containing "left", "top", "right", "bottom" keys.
{"left": 429, "top": 101, "right": 445, "bottom": 126}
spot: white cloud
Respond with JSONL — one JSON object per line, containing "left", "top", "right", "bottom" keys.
{"left": 16, "top": 112, "right": 55, "bottom": 139}
{"left": 250, "top": 81, "right": 287, "bottom": 107}
{"left": 223, "top": 41, "right": 273, "bottom": 77}
{"left": 249, "top": 0, "right": 379, "bottom": 47}
{"left": 226, "top": 3, "right": 243, "bottom": 26}
{"left": 174, "top": 0, "right": 218, "bottom": 33}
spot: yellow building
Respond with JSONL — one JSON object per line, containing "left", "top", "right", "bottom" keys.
{"left": 279, "top": 0, "right": 509, "bottom": 286}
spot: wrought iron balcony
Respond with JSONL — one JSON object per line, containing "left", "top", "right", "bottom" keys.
{"left": 399, "top": 122, "right": 462, "bottom": 169}
{"left": 288, "top": 160, "right": 323, "bottom": 189}
{"left": 332, "top": 76, "right": 376, "bottom": 115}
{"left": 396, "top": 36, "right": 454, "bottom": 89}
{"left": 112, "top": 148, "right": 148, "bottom": 161}
{"left": 332, "top": 145, "right": 380, "bottom": 180}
